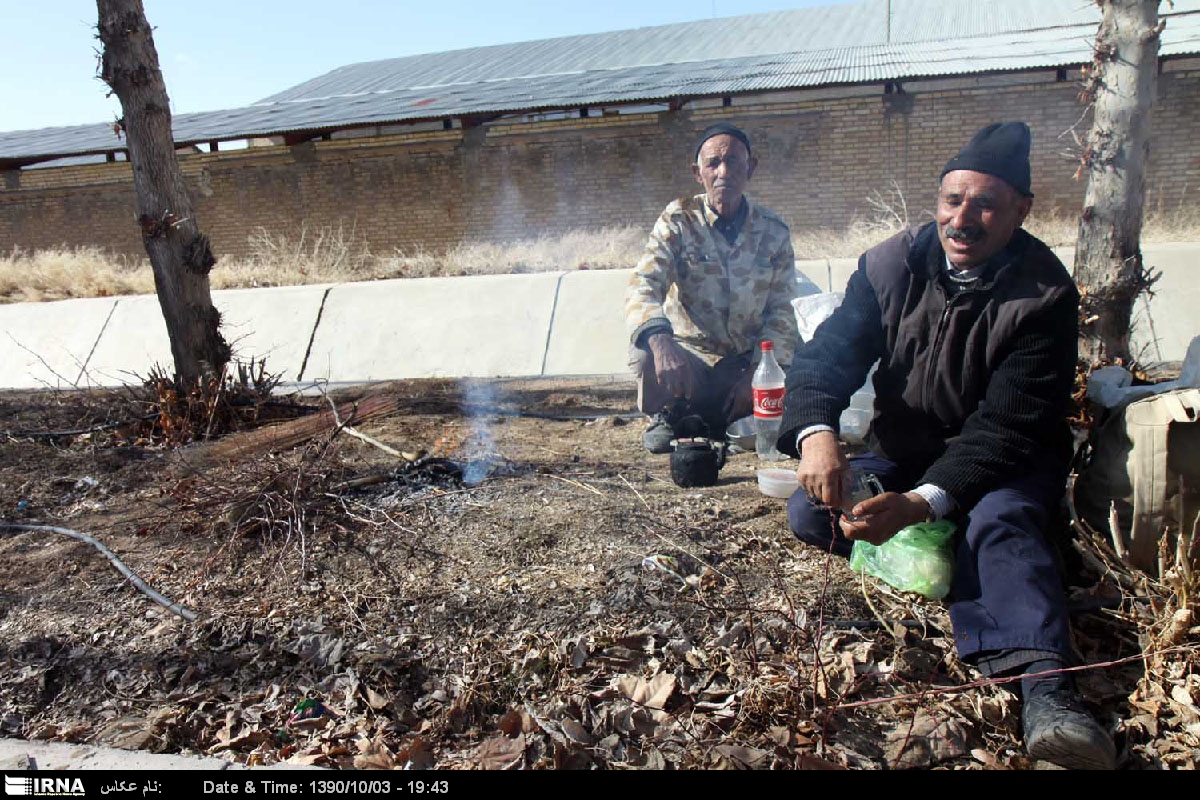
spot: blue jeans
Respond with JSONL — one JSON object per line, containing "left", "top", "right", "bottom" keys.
{"left": 786, "top": 453, "right": 1074, "bottom": 663}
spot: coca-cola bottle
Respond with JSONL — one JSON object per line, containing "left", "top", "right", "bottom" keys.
{"left": 752, "top": 340, "right": 787, "bottom": 461}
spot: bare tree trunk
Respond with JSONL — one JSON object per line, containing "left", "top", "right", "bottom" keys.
{"left": 97, "top": 0, "right": 230, "bottom": 387}
{"left": 1074, "top": 0, "right": 1163, "bottom": 367}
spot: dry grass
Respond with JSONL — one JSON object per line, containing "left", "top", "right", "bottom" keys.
{"left": 0, "top": 246, "right": 155, "bottom": 304}
{"left": 392, "top": 225, "right": 648, "bottom": 277}
{"left": 213, "top": 224, "right": 382, "bottom": 289}
{"left": 4, "top": 197, "right": 1199, "bottom": 304}
{"left": 0, "top": 224, "right": 647, "bottom": 304}
{"left": 795, "top": 197, "right": 1200, "bottom": 259}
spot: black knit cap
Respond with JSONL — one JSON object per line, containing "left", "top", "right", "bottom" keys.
{"left": 940, "top": 122, "right": 1034, "bottom": 198}
{"left": 695, "top": 122, "right": 752, "bottom": 160}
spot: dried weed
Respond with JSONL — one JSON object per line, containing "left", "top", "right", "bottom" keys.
{"left": 9, "top": 198, "right": 1198, "bottom": 304}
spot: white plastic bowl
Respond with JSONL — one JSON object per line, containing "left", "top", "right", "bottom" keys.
{"left": 756, "top": 468, "right": 798, "bottom": 499}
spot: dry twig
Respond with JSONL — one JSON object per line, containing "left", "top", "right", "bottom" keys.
{"left": 545, "top": 473, "right": 603, "bottom": 496}
{"left": 618, "top": 473, "right": 652, "bottom": 511}
{"left": 324, "top": 393, "right": 405, "bottom": 459}
{"left": 0, "top": 522, "right": 197, "bottom": 621}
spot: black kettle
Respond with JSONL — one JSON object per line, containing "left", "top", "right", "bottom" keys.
{"left": 670, "top": 437, "right": 728, "bottom": 488}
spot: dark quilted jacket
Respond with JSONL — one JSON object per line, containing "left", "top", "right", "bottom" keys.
{"left": 778, "top": 222, "right": 1079, "bottom": 510}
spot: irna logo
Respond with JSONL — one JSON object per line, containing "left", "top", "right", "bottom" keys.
{"left": 4, "top": 776, "right": 85, "bottom": 797}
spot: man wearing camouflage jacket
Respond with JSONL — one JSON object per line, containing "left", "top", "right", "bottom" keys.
{"left": 625, "top": 123, "right": 799, "bottom": 452}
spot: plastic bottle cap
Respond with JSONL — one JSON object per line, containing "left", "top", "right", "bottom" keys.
{"left": 760, "top": 341, "right": 774, "bottom": 350}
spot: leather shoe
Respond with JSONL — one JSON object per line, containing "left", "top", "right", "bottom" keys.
{"left": 641, "top": 411, "right": 675, "bottom": 454}
{"left": 1023, "top": 684, "right": 1115, "bottom": 770}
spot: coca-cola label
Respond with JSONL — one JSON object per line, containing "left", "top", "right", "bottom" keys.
{"left": 753, "top": 387, "right": 784, "bottom": 418}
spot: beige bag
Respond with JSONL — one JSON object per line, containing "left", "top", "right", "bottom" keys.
{"left": 1074, "top": 388, "right": 1200, "bottom": 575}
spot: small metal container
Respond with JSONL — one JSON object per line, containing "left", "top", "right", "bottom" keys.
{"left": 725, "top": 416, "right": 756, "bottom": 451}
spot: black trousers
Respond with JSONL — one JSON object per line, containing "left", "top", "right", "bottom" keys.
{"left": 786, "top": 451, "right": 1075, "bottom": 665}
{"left": 634, "top": 347, "right": 753, "bottom": 438}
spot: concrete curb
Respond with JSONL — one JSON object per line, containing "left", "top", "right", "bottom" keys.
{"left": 0, "top": 244, "right": 1195, "bottom": 389}
{"left": 301, "top": 271, "right": 563, "bottom": 383}
{"left": 0, "top": 738, "right": 318, "bottom": 770}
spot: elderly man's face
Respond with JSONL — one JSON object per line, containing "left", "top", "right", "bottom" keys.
{"left": 937, "top": 170, "right": 1032, "bottom": 269}
{"left": 692, "top": 135, "right": 757, "bottom": 218}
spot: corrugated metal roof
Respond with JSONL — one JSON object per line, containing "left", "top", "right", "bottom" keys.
{"left": 259, "top": 0, "right": 1099, "bottom": 104}
{"left": 4, "top": 0, "right": 1200, "bottom": 166}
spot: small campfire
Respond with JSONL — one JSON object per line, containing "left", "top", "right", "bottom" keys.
{"left": 336, "top": 453, "right": 525, "bottom": 495}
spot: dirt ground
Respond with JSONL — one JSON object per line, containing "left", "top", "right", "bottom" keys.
{"left": 0, "top": 377, "right": 1194, "bottom": 770}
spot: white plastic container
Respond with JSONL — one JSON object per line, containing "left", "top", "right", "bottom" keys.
{"left": 839, "top": 408, "right": 872, "bottom": 445}
{"left": 848, "top": 388, "right": 875, "bottom": 411}
{"left": 756, "top": 468, "right": 798, "bottom": 499}
{"left": 792, "top": 290, "right": 878, "bottom": 445}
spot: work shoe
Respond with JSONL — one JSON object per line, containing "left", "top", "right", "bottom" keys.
{"left": 1022, "top": 683, "right": 1116, "bottom": 770}
{"left": 641, "top": 411, "right": 676, "bottom": 454}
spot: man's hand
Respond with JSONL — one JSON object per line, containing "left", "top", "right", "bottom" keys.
{"left": 838, "top": 491, "right": 931, "bottom": 545}
{"left": 797, "top": 430, "right": 849, "bottom": 509}
{"left": 648, "top": 333, "right": 696, "bottom": 400}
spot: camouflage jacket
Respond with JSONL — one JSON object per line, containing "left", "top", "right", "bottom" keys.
{"left": 625, "top": 194, "right": 799, "bottom": 366}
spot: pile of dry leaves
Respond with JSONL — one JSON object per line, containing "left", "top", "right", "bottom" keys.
{"left": 0, "top": 377, "right": 1195, "bottom": 769}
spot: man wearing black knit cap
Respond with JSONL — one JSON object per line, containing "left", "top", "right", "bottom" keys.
{"left": 779, "top": 122, "right": 1116, "bottom": 769}
{"left": 625, "top": 123, "right": 799, "bottom": 451}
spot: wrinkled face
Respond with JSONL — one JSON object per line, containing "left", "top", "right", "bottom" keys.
{"left": 692, "top": 135, "right": 757, "bottom": 218}
{"left": 937, "top": 170, "right": 1032, "bottom": 269}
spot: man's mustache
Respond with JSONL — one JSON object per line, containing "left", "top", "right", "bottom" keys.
{"left": 944, "top": 224, "right": 984, "bottom": 244}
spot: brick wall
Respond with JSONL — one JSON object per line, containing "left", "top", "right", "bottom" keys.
{"left": 3, "top": 63, "right": 1199, "bottom": 261}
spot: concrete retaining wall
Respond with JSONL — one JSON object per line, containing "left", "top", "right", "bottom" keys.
{"left": 0, "top": 244, "right": 1195, "bottom": 389}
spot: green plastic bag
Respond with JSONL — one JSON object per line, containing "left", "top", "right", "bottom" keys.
{"left": 849, "top": 520, "right": 956, "bottom": 600}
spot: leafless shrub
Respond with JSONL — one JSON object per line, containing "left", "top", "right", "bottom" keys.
{"left": 794, "top": 181, "right": 922, "bottom": 259}
{"left": 220, "top": 223, "right": 380, "bottom": 287}
{"left": 1065, "top": 471, "right": 1198, "bottom": 767}
{"left": 168, "top": 440, "right": 349, "bottom": 588}
{"left": 134, "top": 357, "right": 301, "bottom": 447}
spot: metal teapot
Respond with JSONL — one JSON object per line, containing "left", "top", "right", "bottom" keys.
{"left": 670, "top": 437, "right": 727, "bottom": 488}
